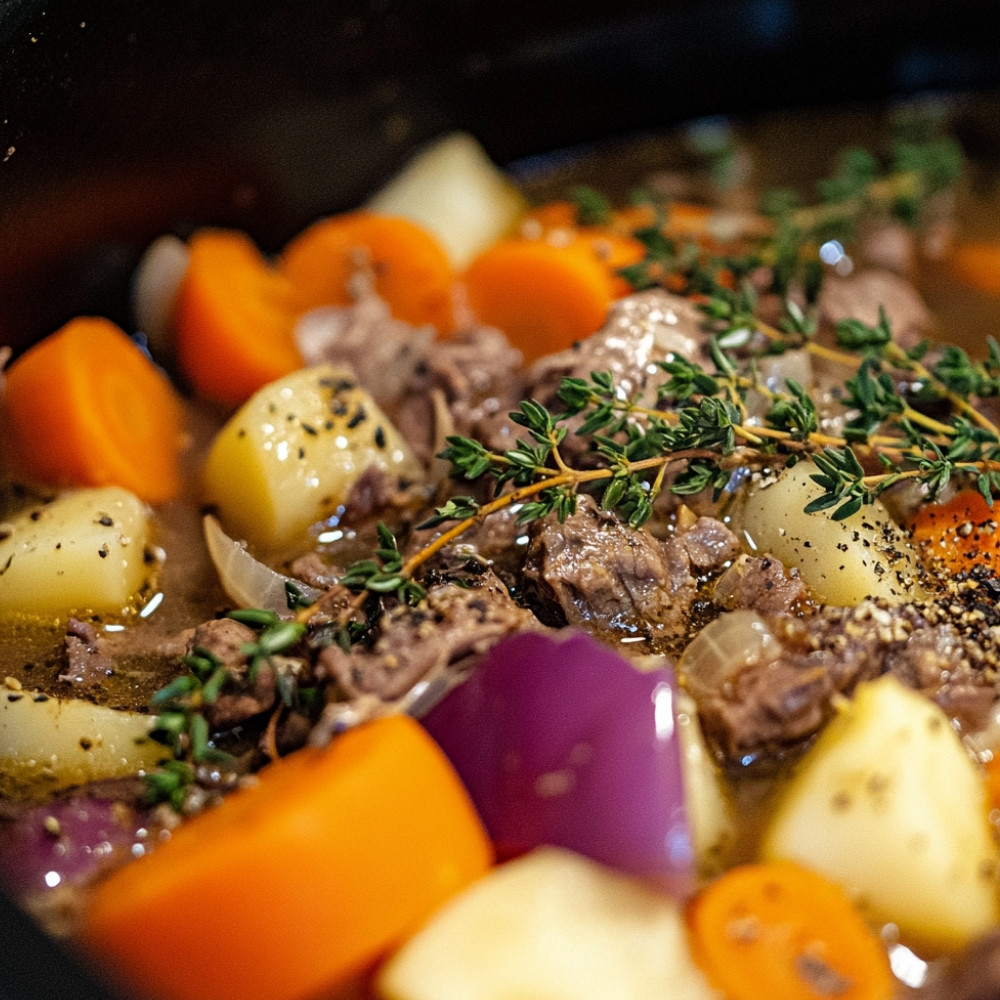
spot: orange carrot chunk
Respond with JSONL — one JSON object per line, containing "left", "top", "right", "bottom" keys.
{"left": 462, "top": 236, "right": 616, "bottom": 361}
{"left": 79, "top": 715, "right": 493, "bottom": 1000}
{"left": 686, "top": 860, "right": 893, "bottom": 1000}
{"left": 951, "top": 241, "right": 1000, "bottom": 297}
{"left": 280, "top": 211, "right": 457, "bottom": 333}
{"left": 174, "top": 229, "right": 303, "bottom": 406}
{"left": 0, "top": 316, "right": 184, "bottom": 504}
{"left": 910, "top": 488, "right": 1000, "bottom": 575}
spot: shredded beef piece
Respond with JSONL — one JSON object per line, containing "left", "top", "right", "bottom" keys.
{"left": 714, "top": 554, "right": 809, "bottom": 616}
{"left": 295, "top": 292, "right": 435, "bottom": 411}
{"left": 529, "top": 289, "right": 710, "bottom": 409}
{"left": 818, "top": 268, "right": 932, "bottom": 347}
{"left": 59, "top": 618, "right": 114, "bottom": 688}
{"left": 526, "top": 290, "right": 712, "bottom": 464}
{"left": 523, "top": 495, "right": 737, "bottom": 650}
{"left": 693, "top": 580, "right": 1000, "bottom": 761}
{"left": 391, "top": 324, "right": 527, "bottom": 462}
{"left": 911, "top": 927, "right": 1000, "bottom": 1000}
{"left": 311, "top": 570, "right": 541, "bottom": 743}
{"left": 186, "top": 618, "right": 277, "bottom": 729}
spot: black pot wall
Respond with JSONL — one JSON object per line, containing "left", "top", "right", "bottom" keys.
{"left": 0, "top": 2, "right": 998, "bottom": 998}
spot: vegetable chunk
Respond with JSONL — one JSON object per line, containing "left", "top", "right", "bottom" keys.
{"left": 365, "top": 132, "right": 526, "bottom": 269}
{"left": 0, "top": 693, "right": 169, "bottom": 797}
{"left": 80, "top": 715, "right": 493, "bottom": 1000}
{"left": 202, "top": 363, "right": 422, "bottom": 554}
{"left": 686, "top": 860, "right": 893, "bottom": 1000}
{"left": 0, "top": 487, "right": 151, "bottom": 618}
{"left": 740, "top": 460, "right": 920, "bottom": 605}
{"left": 377, "top": 847, "right": 720, "bottom": 1000}
{"left": 0, "top": 317, "right": 184, "bottom": 503}
{"left": 762, "top": 674, "right": 1000, "bottom": 953}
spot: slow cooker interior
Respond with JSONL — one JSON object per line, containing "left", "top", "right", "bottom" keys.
{"left": 1, "top": 2, "right": 999, "bottom": 998}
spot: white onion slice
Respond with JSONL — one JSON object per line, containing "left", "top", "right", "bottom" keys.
{"left": 203, "top": 515, "right": 321, "bottom": 616}
{"left": 131, "top": 234, "right": 189, "bottom": 358}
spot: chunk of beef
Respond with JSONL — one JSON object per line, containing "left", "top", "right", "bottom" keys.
{"left": 186, "top": 618, "right": 277, "bottom": 729}
{"left": 713, "top": 554, "right": 809, "bottom": 616}
{"left": 818, "top": 268, "right": 932, "bottom": 347}
{"left": 523, "top": 495, "right": 738, "bottom": 650}
{"left": 310, "top": 570, "right": 542, "bottom": 743}
{"left": 295, "top": 292, "right": 435, "bottom": 411}
{"left": 527, "top": 291, "right": 712, "bottom": 466}
{"left": 391, "top": 323, "right": 527, "bottom": 462}
{"left": 693, "top": 580, "right": 1000, "bottom": 761}
{"left": 59, "top": 618, "right": 114, "bottom": 688}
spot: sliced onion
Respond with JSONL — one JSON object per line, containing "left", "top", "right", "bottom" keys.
{"left": 677, "top": 609, "right": 782, "bottom": 697}
{"left": 420, "top": 629, "right": 695, "bottom": 895}
{"left": 131, "top": 234, "right": 189, "bottom": 359}
{"left": 203, "top": 515, "right": 321, "bottom": 615}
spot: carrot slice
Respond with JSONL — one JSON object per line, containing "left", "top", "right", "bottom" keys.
{"left": 910, "top": 489, "right": 1000, "bottom": 575}
{"left": 280, "top": 211, "right": 457, "bottom": 333}
{"left": 0, "top": 316, "right": 184, "bottom": 503}
{"left": 79, "top": 715, "right": 493, "bottom": 1000}
{"left": 462, "top": 236, "right": 617, "bottom": 360}
{"left": 174, "top": 229, "right": 303, "bottom": 406}
{"left": 951, "top": 241, "right": 1000, "bottom": 297}
{"left": 686, "top": 860, "right": 893, "bottom": 1000}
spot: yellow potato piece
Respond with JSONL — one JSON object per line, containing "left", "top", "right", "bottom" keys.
{"left": 0, "top": 690, "right": 169, "bottom": 797}
{"left": 0, "top": 487, "right": 151, "bottom": 618}
{"left": 739, "top": 460, "right": 920, "bottom": 605}
{"left": 762, "top": 675, "right": 1000, "bottom": 954}
{"left": 377, "top": 847, "right": 720, "bottom": 1000}
{"left": 202, "top": 364, "right": 422, "bottom": 554}
{"left": 366, "top": 132, "right": 526, "bottom": 269}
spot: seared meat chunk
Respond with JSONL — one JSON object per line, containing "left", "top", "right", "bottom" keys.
{"left": 59, "top": 619, "right": 114, "bottom": 688}
{"left": 524, "top": 495, "right": 738, "bottom": 649}
{"left": 186, "top": 618, "right": 277, "bottom": 730}
{"left": 311, "top": 569, "right": 541, "bottom": 742}
{"left": 692, "top": 581, "right": 1000, "bottom": 761}
{"left": 713, "top": 554, "right": 809, "bottom": 616}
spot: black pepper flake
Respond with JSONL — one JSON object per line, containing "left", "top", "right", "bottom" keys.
{"left": 300, "top": 422, "right": 318, "bottom": 436}
{"left": 0, "top": 554, "right": 12, "bottom": 575}
{"left": 97, "top": 515, "right": 114, "bottom": 527}
{"left": 374, "top": 425, "right": 387, "bottom": 449}
{"left": 347, "top": 407, "right": 367, "bottom": 429}
{"left": 6, "top": 693, "right": 23, "bottom": 702}
{"left": 29, "top": 509, "right": 43, "bottom": 521}
{"left": 298, "top": 447, "right": 306, "bottom": 460}
{"left": 79, "top": 737, "right": 93, "bottom": 751}
{"left": 98, "top": 544, "right": 109, "bottom": 559}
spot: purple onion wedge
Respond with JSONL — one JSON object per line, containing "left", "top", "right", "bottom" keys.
{"left": 420, "top": 629, "right": 694, "bottom": 895}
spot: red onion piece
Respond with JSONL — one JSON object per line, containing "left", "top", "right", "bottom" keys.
{"left": 0, "top": 793, "right": 160, "bottom": 899}
{"left": 421, "top": 629, "right": 694, "bottom": 895}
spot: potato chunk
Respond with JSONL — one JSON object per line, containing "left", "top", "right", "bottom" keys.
{"left": 202, "top": 364, "right": 422, "bottom": 554}
{"left": 376, "top": 847, "right": 720, "bottom": 1000}
{"left": 0, "top": 487, "right": 151, "bottom": 618}
{"left": 0, "top": 689, "right": 169, "bottom": 797}
{"left": 366, "top": 132, "right": 525, "bottom": 268}
{"left": 739, "top": 460, "right": 920, "bottom": 605}
{"left": 762, "top": 675, "right": 1000, "bottom": 953}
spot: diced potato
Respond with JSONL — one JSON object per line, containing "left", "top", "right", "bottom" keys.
{"left": 739, "top": 460, "right": 920, "bottom": 605}
{"left": 0, "top": 689, "right": 169, "bottom": 797}
{"left": 366, "top": 132, "right": 526, "bottom": 269}
{"left": 676, "top": 690, "right": 733, "bottom": 876}
{"left": 762, "top": 674, "right": 1000, "bottom": 954}
{"left": 0, "top": 487, "right": 151, "bottom": 618}
{"left": 376, "top": 847, "right": 721, "bottom": 1000}
{"left": 202, "top": 364, "right": 422, "bottom": 554}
